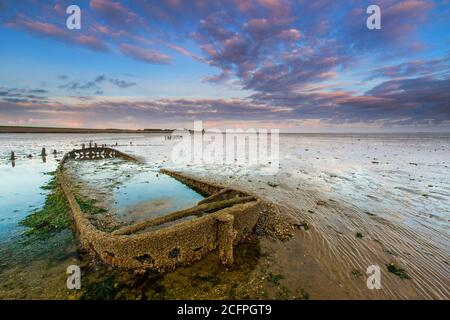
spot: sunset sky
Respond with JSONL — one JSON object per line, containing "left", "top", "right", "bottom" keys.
{"left": 0, "top": 0, "right": 449, "bottom": 132}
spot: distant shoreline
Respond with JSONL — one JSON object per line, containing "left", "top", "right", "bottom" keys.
{"left": 0, "top": 126, "right": 174, "bottom": 134}
{"left": 0, "top": 126, "right": 448, "bottom": 135}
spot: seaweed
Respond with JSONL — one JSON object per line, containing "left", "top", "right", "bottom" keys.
{"left": 293, "top": 288, "right": 310, "bottom": 300}
{"left": 20, "top": 176, "right": 70, "bottom": 240}
{"left": 267, "top": 272, "right": 284, "bottom": 285}
{"left": 277, "top": 285, "right": 290, "bottom": 300}
{"left": 351, "top": 269, "right": 362, "bottom": 277}
{"left": 300, "top": 221, "right": 310, "bottom": 230}
{"left": 81, "top": 276, "right": 121, "bottom": 300}
{"left": 75, "top": 195, "right": 108, "bottom": 215}
{"left": 386, "top": 263, "right": 411, "bottom": 279}
{"left": 191, "top": 274, "right": 221, "bottom": 286}
{"left": 40, "top": 172, "right": 57, "bottom": 190}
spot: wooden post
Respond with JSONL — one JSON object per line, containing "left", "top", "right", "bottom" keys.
{"left": 216, "top": 213, "right": 236, "bottom": 266}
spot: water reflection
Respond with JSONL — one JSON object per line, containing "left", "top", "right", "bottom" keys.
{"left": 65, "top": 159, "right": 204, "bottom": 224}
{"left": 0, "top": 157, "right": 57, "bottom": 241}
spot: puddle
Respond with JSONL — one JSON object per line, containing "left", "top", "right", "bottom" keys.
{"left": 65, "top": 159, "right": 204, "bottom": 224}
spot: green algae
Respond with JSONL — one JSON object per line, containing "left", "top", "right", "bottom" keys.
{"left": 81, "top": 276, "right": 121, "bottom": 300}
{"left": 40, "top": 171, "right": 57, "bottom": 190}
{"left": 20, "top": 174, "right": 71, "bottom": 240}
{"left": 192, "top": 274, "right": 221, "bottom": 286}
{"left": 267, "top": 272, "right": 284, "bottom": 285}
{"left": 75, "top": 195, "right": 108, "bottom": 215}
{"left": 265, "top": 273, "right": 309, "bottom": 300}
{"left": 351, "top": 269, "right": 363, "bottom": 277}
{"left": 387, "top": 262, "right": 411, "bottom": 279}
{"left": 297, "top": 221, "right": 310, "bottom": 230}
{"left": 294, "top": 288, "right": 310, "bottom": 300}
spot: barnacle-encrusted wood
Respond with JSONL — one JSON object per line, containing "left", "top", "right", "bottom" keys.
{"left": 58, "top": 147, "right": 261, "bottom": 271}
{"left": 66, "top": 147, "right": 138, "bottom": 161}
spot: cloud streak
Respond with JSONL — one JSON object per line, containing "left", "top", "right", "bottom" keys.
{"left": 119, "top": 44, "right": 172, "bottom": 65}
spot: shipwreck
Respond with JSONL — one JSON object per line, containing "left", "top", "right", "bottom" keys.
{"left": 57, "top": 147, "right": 263, "bottom": 271}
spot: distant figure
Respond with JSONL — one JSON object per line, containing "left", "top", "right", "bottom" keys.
{"left": 53, "top": 149, "right": 57, "bottom": 155}
{"left": 116, "top": 142, "right": 118, "bottom": 146}
{"left": 27, "top": 154, "right": 32, "bottom": 159}
{"left": 94, "top": 143, "right": 97, "bottom": 148}
{"left": 130, "top": 141, "right": 133, "bottom": 145}
{"left": 10, "top": 151, "right": 15, "bottom": 161}
{"left": 41, "top": 148, "right": 47, "bottom": 157}
{"left": 82, "top": 143, "right": 85, "bottom": 149}
{"left": 89, "top": 141, "right": 92, "bottom": 148}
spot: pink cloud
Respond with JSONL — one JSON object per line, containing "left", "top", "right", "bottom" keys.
{"left": 90, "top": 0, "right": 147, "bottom": 30}
{"left": 90, "top": 0, "right": 128, "bottom": 17}
{"left": 244, "top": 18, "right": 271, "bottom": 34}
{"left": 119, "top": 44, "right": 172, "bottom": 64}
{"left": 279, "top": 28, "right": 302, "bottom": 41}
{"left": 74, "top": 35, "right": 109, "bottom": 51}
{"left": 16, "top": 18, "right": 66, "bottom": 37}
{"left": 6, "top": 14, "right": 109, "bottom": 52}
{"left": 386, "top": 0, "right": 434, "bottom": 15}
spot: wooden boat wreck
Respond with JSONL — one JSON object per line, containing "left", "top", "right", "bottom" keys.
{"left": 57, "top": 147, "right": 262, "bottom": 271}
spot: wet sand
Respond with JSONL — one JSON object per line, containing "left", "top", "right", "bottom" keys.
{"left": 178, "top": 134, "right": 449, "bottom": 299}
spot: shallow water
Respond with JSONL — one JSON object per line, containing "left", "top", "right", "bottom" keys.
{"left": 65, "top": 158, "right": 204, "bottom": 223}
{"left": 0, "top": 132, "right": 449, "bottom": 299}
{"left": 0, "top": 156, "right": 57, "bottom": 242}
{"left": 0, "top": 133, "right": 147, "bottom": 242}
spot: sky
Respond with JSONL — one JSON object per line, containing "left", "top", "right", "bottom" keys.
{"left": 0, "top": 0, "right": 449, "bottom": 132}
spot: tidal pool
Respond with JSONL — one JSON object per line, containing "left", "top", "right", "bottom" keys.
{"left": 65, "top": 158, "right": 204, "bottom": 224}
